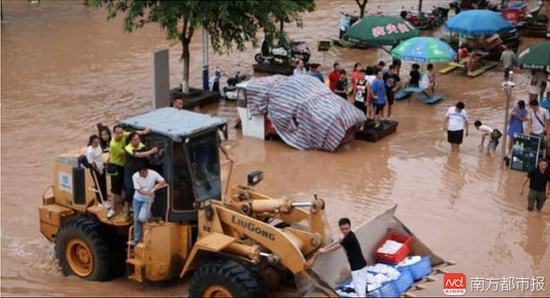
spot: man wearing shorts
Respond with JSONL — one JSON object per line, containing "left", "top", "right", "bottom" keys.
{"left": 444, "top": 102, "right": 469, "bottom": 152}
{"left": 383, "top": 65, "right": 401, "bottom": 120}
{"left": 371, "top": 70, "right": 387, "bottom": 129}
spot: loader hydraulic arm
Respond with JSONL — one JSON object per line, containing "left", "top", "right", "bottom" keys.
{"left": 215, "top": 206, "right": 308, "bottom": 273}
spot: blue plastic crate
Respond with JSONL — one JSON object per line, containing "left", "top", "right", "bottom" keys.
{"left": 392, "top": 266, "right": 415, "bottom": 294}
{"left": 408, "top": 256, "right": 432, "bottom": 281}
{"left": 336, "top": 278, "right": 353, "bottom": 291}
{"left": 368, "top": 281, "right": 400, "bottom": 298}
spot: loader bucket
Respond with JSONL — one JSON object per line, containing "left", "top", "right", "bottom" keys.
{"left": 295, "top": 269, "right": 340, "bottom": 297}
{"left": 306, "top": 205, "right": 450, "bottom": 297}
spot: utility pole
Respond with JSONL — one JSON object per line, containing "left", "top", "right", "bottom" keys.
{"left": 202, "top": 27, "right": 209, "bottom": 91}
{"left": 501, "top": 70, "right": 514, "bottom": 168}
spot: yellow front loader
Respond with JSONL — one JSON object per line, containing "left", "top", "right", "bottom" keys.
{"left": 38, "top": 108, "right": 339, "bottom": 297}
{"left": 39, "top": 108, "right": 453, "bottom": 297}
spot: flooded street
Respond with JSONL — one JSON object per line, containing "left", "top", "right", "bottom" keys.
{"left": 2, "top": 0, "right": 549, "bottom": 296}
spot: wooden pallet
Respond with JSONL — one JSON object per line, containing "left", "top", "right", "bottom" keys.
{"left": 426, "top": 94, "right": 446, "bottom": 105}
{"left": 355, "top": 119, "right": 399, "bottom": 142}
{"left": 395, "top": 87, "right": 445, "bottom": 105}
{"left": 395, "top": 89, "right": 412, "bottom": 100}
{"left": 439, "top": 62, "right": 465, "bottom": 74}
{"left": 467, "top": 63, "right": 497, "bottom": 78}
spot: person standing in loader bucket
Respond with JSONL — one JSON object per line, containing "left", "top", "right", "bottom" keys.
{"left": 318, "top": 218, "right": 369, "bottom": 297}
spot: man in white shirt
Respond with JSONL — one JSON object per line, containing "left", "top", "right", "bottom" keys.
{"left": 500, "top": 46, "right": 514, "bottom": 79}
{"left": 130, "top": 166, "right": 166, "bottom": 245}
{"left": 444, "top": 102, "right": 469, "bottom": 152}
{"left": 527, "top": 99, "right": 550, "bottom": 156}
{"left": 474, "top": 120, "right": 502, "bottom": 156}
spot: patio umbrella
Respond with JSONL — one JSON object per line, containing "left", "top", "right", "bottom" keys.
{"left": 445, "top": 10, "right": 513, "bottom": 35}
{"left": 344, "top": 16, "right": 419, "bottom": 46}
{"left": 517, "top": 41, "right": 550, "bottom": 70}
{"left": 391, "top": 37, "right": 457, "bottom": 63}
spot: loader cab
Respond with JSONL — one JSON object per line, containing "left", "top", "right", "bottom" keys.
{"left": 119, "top": 108, "right": 227, "bottom": 223}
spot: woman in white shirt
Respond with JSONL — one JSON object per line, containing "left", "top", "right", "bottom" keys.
{"left": 86, "top": 135, "right": 107, "bottom": 204}
{"left": 293, "top": 59, "right": 307, "bottom": 76}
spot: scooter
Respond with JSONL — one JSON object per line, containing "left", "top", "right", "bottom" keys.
{"left": 209, "top": 67, "right": 251, "bottom": 101}
{"left": 339, "top": 7, "right": 360, "bottom": 39}
{"left": 400, "top": 7, "right": 446, "bottom": 30}
{"left": 254, "top": 39, "right": 311, "bottom": 66}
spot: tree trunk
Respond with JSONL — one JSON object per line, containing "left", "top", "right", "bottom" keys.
{"left": 356, "top": 0, "right": 367, "bottom": 18}
{"left": 418, "top": 0, "right": 423, "bottom": 13}
{"left": 280, "top": 19, "right": 284, "bottom": 33}
{"left": 181, "top": 38, "right": 191, "bottom": 94}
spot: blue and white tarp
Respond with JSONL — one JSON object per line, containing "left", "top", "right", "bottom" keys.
{"left": 245, "top": 75, "right": 366, "bottom": 151}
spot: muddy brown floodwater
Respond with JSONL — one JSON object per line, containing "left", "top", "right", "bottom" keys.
{"left": 2, "top": 0, "right": 549, "bottom": 297}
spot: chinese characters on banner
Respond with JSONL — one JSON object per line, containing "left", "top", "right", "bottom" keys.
{"left": 372, "top": 23, "right": 411, "bottom": 37}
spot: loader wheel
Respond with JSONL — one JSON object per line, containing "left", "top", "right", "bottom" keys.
{"left": 55, "top": 215, "right": 111, "bottom": 281}
{"left": 254, "top": 54, "right": 264, "bottom": 64}
{"left": 189, "top": 260, "right": 265, "bottom": 297}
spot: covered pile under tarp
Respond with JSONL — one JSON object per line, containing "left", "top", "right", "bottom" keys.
{"left": 245, "top": 75, "right": 366, "bottom": 151}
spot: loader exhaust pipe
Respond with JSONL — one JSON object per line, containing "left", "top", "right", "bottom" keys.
{"left": 291, "top": 202, "right": 314, "bottom": 208}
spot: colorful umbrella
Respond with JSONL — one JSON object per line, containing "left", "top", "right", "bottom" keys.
{"left": 344, "top": 16, "right": 420, "bottom": 46}
{"left": 517, "top": 41, "right": 550, "bottom": 70}
{"left": 445, "top": 10, "right": 513, "bottom": 35}
{"left": 391, "top": 37, "right": 457, "bottom": 63}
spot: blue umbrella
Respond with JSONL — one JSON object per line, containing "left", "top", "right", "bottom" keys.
{"left": 445, "top": 10, "right": 513, "bottom": 35}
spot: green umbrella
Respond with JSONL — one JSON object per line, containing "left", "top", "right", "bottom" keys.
{"left": 391, "top": 37, "right": 457, "bottom": 63}
{"left": 344, "top": 16, "right": 420, "bottom": 46}
{"left": 518, "top": 41, "right": 550, "bottom": 70}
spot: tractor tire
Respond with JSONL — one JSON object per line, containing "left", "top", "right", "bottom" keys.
{"left": 55, "top": 215, "right": 111, "bottom": 281}
{"left": 254, "top": 54, "right": 264, "bottom": 64}
{"left": 189, "top": 259, "right": 266, "bottom": 297}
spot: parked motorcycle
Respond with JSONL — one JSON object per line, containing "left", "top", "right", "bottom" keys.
{"left": 400, "top": 6, "right": 448, "bottom": 30}
{"left": 254, "top": 39, "right": 311, "bottom": 66}
{"left": 209, "top": 67, "right": 251, "bottom": 101}
{"left": 339, "top": 7, "right": 360, "bottom": 39}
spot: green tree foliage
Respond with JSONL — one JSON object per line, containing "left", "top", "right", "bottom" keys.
{"left": 93, "top": 0, "right": 314, "bottom": 93}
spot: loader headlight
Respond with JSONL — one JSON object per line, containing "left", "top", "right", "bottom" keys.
{"left": 247, "top": 171, "right": 263, "bottom": 186}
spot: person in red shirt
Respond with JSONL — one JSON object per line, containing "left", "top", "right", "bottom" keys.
{"left": 351, "top": 62, "right": 362, "bottom": 92}
{"left": 328, "top": 62, "right": 341, "bottom": 91}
